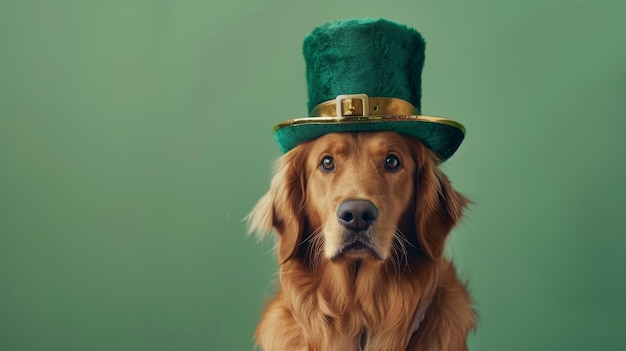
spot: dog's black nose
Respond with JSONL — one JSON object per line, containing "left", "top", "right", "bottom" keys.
{"left": 337, "top": 200, "right": 378, "bottom": 231}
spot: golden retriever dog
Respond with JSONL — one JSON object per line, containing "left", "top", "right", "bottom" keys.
{"left": 248, "top": 131, "right": 475, "bottom": 350}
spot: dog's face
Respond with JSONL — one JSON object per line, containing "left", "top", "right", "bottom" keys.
{"left": 303, "top": 132, "right": 416, "bottom": 262}
{"left": 248, "top": 131, "right": 466, "bottom": 266}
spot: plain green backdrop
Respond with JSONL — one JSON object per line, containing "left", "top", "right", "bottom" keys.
{"left": 1, "top": 0, "right": 625, "bottom": 350}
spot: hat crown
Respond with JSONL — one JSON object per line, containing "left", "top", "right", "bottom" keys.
{"left": 303, "top": 18, "right": 426, "bottom": 114}
{"left": 272, "top": 18, "right": 464, "bottom": 161}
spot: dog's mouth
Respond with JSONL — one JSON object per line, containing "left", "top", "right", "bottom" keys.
{"left": 332, "top": 238, "right": 382, "bottom": 261}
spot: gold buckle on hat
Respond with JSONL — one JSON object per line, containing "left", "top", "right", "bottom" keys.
{"left": 335, "top": 94, "right": 369, "bottom": 117}
{"left": 311, "top": 95, "right": 418, "bottom": 117}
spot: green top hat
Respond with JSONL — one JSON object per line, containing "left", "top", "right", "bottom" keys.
{"left": 273, "top": 18, "right": 465, "bottom": 161}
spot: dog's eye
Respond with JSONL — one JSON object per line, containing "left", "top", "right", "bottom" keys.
{"left": 320, "top": 156, "right": 335, "bottom": 172}
{"left": 384, "top": 154, "right": 401, "bottom": 171}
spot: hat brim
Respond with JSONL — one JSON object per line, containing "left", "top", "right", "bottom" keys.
{"left": 273, "top": 115, "right": 465, "bottom": 161}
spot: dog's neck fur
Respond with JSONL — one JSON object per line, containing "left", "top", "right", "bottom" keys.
{"left": 278, "top": 253, "right": 438, "bottom": 350}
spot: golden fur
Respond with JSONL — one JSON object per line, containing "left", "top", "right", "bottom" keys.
{"left": 248, "top": 132, "right": 475, "bottom": 350}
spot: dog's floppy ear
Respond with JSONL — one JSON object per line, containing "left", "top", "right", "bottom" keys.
{"left": 247, "top": 146, "right": 307, "bottom": 263}
{"left": 413, "top": 145, "right": 468, "bottom": 260}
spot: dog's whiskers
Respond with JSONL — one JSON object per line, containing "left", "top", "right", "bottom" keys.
{"left": 298, "top": 225, "right": 323, "bottom": 247}
{"left": 394, "top": 228, "right": 416, "bottom": 249}
{"left": 375, "top": 223, "right": 411, "bottom": 279}
{"left": 391, "top": 228, "right": 411, "bottom": 279}
{"left": 303, "top": 225, "right": 325, "bottom": 270}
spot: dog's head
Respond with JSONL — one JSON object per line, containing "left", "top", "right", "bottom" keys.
{"left": 248, "top": 131, "right": 467, "bottom": 265}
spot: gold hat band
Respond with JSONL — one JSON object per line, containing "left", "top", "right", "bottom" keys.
{"left": 310, "top": 94, "right": 419, "bottom": 117}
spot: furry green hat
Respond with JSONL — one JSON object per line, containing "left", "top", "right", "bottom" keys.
{"left": 273, "top": 18, "right": 465, "bottom": 161}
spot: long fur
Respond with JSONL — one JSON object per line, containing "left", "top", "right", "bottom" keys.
{"left": 248, "top": 132, "right": 475, "bottom": 350}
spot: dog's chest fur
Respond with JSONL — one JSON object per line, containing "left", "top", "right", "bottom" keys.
{"left": 273, "top": 259, "right": 439, "bottom": 350}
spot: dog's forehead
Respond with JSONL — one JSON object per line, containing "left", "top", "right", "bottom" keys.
{"left": 310, "top": 132, "right": 411, "bottom": 154}
{"left": 362, "top": 132, "right": 413, "bottom": 154}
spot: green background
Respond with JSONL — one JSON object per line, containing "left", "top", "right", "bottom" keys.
{"left": 1, "top": 0, "right": 625, "bottom": 350}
